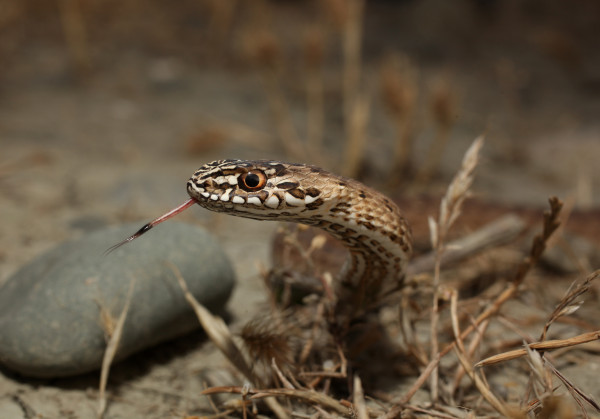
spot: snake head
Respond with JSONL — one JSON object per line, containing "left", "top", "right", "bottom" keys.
{"left": 186, "top": 159, "right": 325, "bottom": 220}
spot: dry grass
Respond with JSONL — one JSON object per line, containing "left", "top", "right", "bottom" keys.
{"left": 340, "top": 0, "right": 366, "bottom": 177}
{"left": 417, "top": 76, "right": 458, "bottom": 183}
{"left": 427, "top": 136, "right": 484, "bottom": 403}
{"left": 58, "top": 0, "right": 92, "bottom": 77}
{"left": 9, "top": 2, "right": 597, "bottom": 417}
{"left": 244, "top": 26, "right": 306, "bottom": 160}
{"left": 167, "top": 137, "right": 599, "bottom": 418}
{"left": 97, "top": 276, "right": 136, "bottom": 419}
{"left": 381, "top": 54, "right": 418, "bottom": 179}
{"left": 303, "top": 26, "right": 326, "bottom": 161}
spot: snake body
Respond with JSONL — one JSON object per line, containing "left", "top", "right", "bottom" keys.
{"left": 186, "top": 159, "right": 412, "bottom": 306}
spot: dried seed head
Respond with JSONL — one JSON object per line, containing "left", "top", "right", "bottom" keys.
{"left": 380, "top": 55, "right": 416, "bottom": 118}
{"left": 319, "top": 0, "right": 347, "bottom": 32}
{"left": 430, "top": 77, "right": 456, "bottom": 129}
{"left": 240, "top": 316, "right": 296, "bottom": 373}
{"left": 246, "top": 30, "right": 282, "bottom": 71}
{"left": 186, "top": 127, "right": 227, "bottom": 155}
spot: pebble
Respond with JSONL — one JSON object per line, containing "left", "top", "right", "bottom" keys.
{"left": 0, "top": 222, "right": 235, "bottom": 378}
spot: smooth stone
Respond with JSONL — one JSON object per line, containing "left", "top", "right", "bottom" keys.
{"left": 0, "top": 222, "right": 235, "bottom": 378}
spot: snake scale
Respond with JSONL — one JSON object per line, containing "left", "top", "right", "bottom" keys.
{"left": 111, "top": 159, "right": 413, "bottom": 310}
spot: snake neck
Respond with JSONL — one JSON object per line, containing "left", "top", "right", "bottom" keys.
{"left": 186, "top": 160, "right": 412, "bottom": 309}
{"left": 287, "top": 178, "right": 412, "bottom": 305}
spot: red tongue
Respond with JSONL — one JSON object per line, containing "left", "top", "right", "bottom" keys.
{"left": 105, "top": 198, "right": 197, "bottom": 254}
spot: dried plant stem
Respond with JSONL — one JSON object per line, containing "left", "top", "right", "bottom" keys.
{"left": 399, "top": 292, "right": 428, "bottom": 366}
{"left": 392, "top": 114, "right": 415, "bottom": 177}
{"left": 407, "top": 213, "right": 526, "bottom": 276}
{"left": 342, "top": 0, "right": 364, "bottom": 123}
{"left": 386, "top": 356, "right": 442, "bottom": 418}
{"left": 418, "top": 78, "right": 456, "bottom": 183}
{"left": 262, "top": 70, "right": 306, "bottom": 159}
{"left": 97, "top": 276, "right": 136, "bottom": 419}
{"left": 513, "top": 196, "right": 563, "bottom": 285}
{"left": 304, "top": 27, "right": 326, "bottom": 160}
{"left": 380, "top": 55, "right": 417, "bottom": 179}
{"left": 545, "top": 359, "right": 600, "bottom": 413}
{"left": 169, "top": 264, "right": 254, "bottom": 380}
{"left": 342, "top": 91, "right": 371, "bottom": 177}
{"left": 353, "top": 376, "right": 368, "bottom": 419}
{"left": 248, "top": 21, "right": 306, "bottom": 159}
{"left": 402, "top": 405, "right": 462, "bottom": 419}
{"left": 450, "top": 290, "right": 516, "bottom": 416}
{"left": 202, "top": 386, "right": 351, "bottom": 416}
{"left": 477, "top": 268, "right": 600, "bottom": 419}
{"left": 428, "top": 136, "right": 484, "bottom": 401}
{"left": 341, "top": 0, "right": 366, "bottom": 177}
{"left": 418, "top": 125, "right": 450, "bottom": 183}
{"left": 429, "top": 254, "right": 441, "bottom": 402}
{"left": 306, "top": 67, "right": 324, "bottom": 158}
{"left": 205, "top": 0, "right": 237, "bottom": 52}
{"left": 540, "top": 269, "right": 599, "bottom": 341}
{"left": 400, "top": 196, "right": 563, "bottom": 405}
{"left": 58, "top": 0, "right": 92, "bottom": 76}
{"left": 272, "top": 358, "right": 295, "bottom": 390}
{"left": 167, "top": 263, "right": 288, "bottom": 419}
{"left": 477, "top": 329, "right": 600, "bottom": 367}
{"left": 451, "top": 319, "right": 490, "bottom": 394}
{"left": 299, "top": 301, "right": 326, "bottom": 365}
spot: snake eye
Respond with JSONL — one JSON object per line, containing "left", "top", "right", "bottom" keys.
{"left": 240, "top": 170, "right": 267, "bottom": 191}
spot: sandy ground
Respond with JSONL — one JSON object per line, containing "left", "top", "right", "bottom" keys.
{"left": 1, "top": 0, "right": 599, "bottom": 417}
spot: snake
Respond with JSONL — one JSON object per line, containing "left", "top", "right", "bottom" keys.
{"left": 109, "top": 159, "right": 412, "bottom": 310}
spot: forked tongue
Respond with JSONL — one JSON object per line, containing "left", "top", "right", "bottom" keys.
{"left": 105, "top": 198, "right": 197, "bottom": 254}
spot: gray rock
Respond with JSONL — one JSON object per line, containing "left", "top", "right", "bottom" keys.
{"left": 0, "top": 222, "right": 235, "bottom": 378}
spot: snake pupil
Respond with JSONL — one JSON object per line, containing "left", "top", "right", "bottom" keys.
{"left": 245, "top": 173, "right": 260, "bottom": 187}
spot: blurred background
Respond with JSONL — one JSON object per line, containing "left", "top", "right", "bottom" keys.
{"left": 1, "top": 0, "right": 599, "bottom": 416}
{"left": 2, "top": 0, "right": 599, "bottom": 271}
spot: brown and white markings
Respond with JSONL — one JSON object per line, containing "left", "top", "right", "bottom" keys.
{"left": 111, "top": 159, "right": 413, "bottom": 309}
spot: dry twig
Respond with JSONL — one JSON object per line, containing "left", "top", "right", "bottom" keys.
{"left": 341, "top": 0, "right": 367, "bottom": 178}
{"left": 540, "top": 270, "right": 599, "bottom": 341}
{"left": 167, "top": 262, "right": 288, "bottom": 419}
{"left": 247, "top": 27, "right": 306, "bottom": 159}
{"left": 476, "top": 330, "right": 600, "bottom": 367}
{"left": 428, "top": 136, "right": 484, "bottom": 401}
{"left": 408, "top": 213, "right": 525, "bottom": 276}
{"left": 202, "top": 386, "right": 351, "bottom": 417}
{"left": 97, "top": 276, "right": 136, "bottom": 419}
{"left": 353, "top": 375, "right": 368, "bottom": 419}
{"left": 380, "top": 54, "right": 418, "bottom": 178}
{"left": 59, "top": 0, "right": 92, "bottom": 76}
{"left": 304, "top": 26, "right": 326, "bottom": 160}
{"left": 399, "top": 196, "right": 564, "bottom": 405}
{"left": 450, "top": 289, "right": 517, "bottom": 416}
{"left": 418, "top": 77, "right": 457, "bottom": 183}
